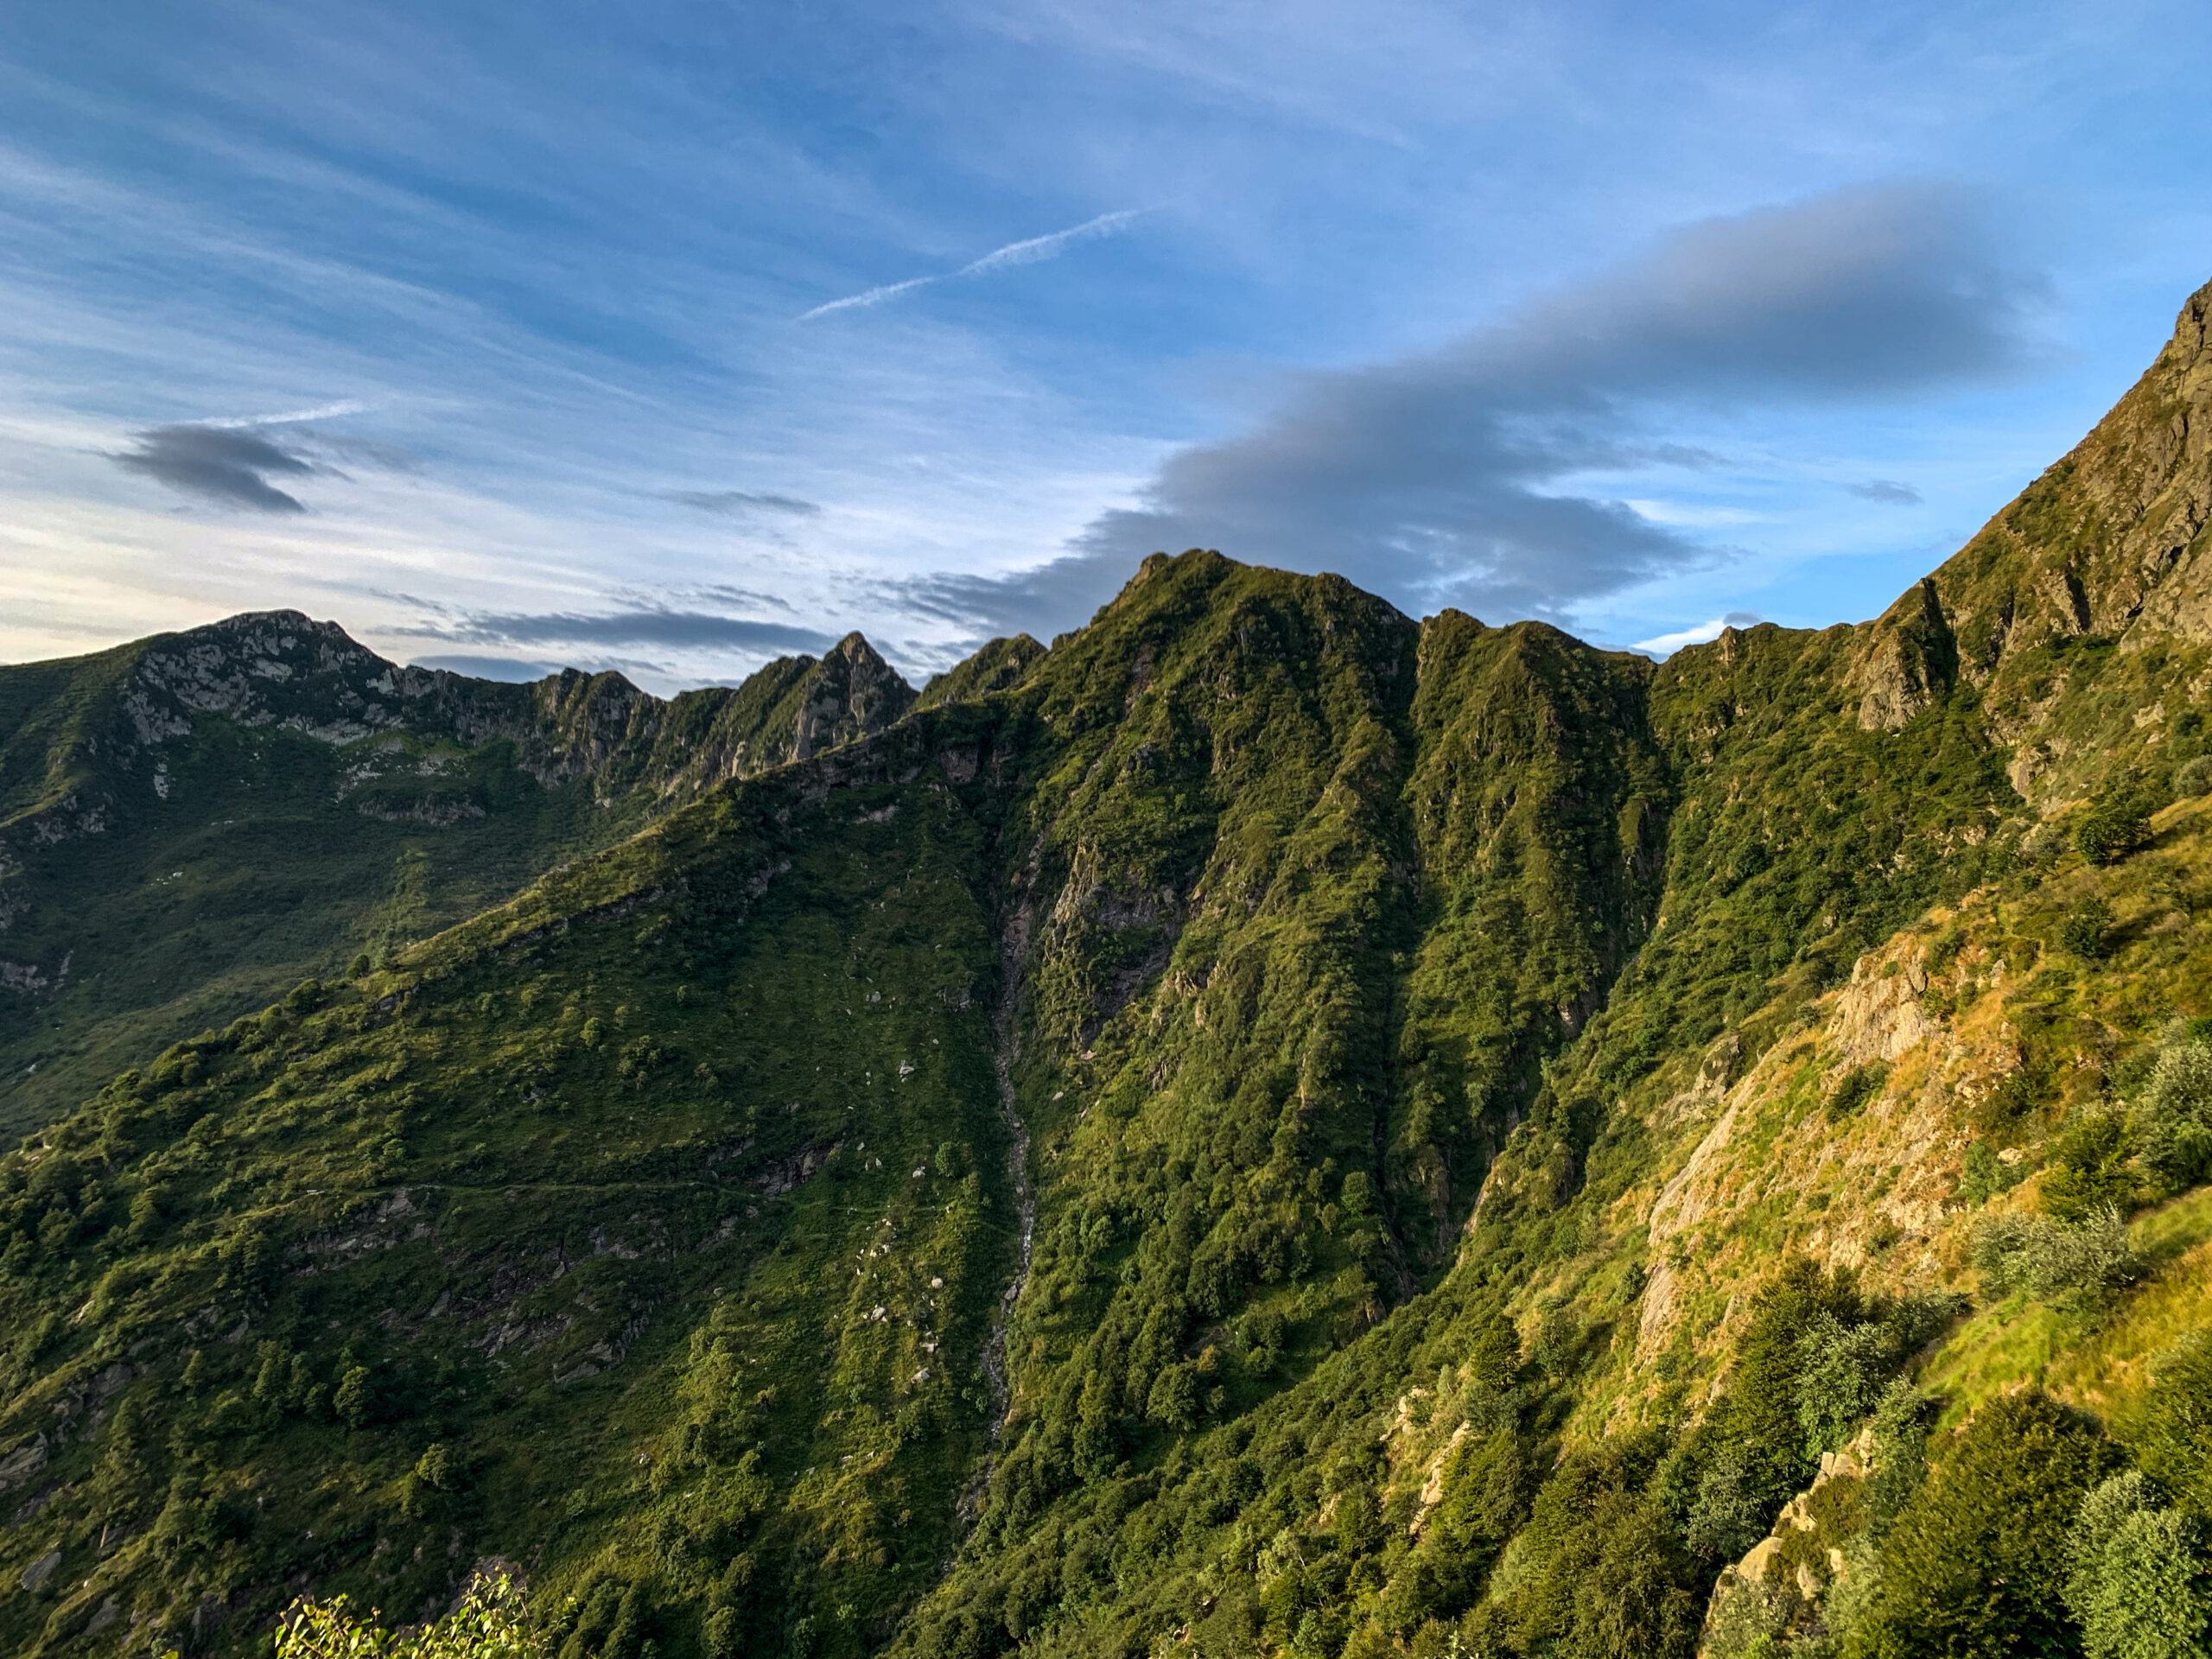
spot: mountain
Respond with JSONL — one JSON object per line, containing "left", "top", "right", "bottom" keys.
{"left": 1, "top": 281, "right": 2209, "bottom": 1659}
{"left": 0, "top": 620, "right": 914, "bottom": 1140}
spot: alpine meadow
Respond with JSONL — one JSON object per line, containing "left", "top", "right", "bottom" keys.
{"left": 6, "top": 277, "right": 2212, "bottom": 1659}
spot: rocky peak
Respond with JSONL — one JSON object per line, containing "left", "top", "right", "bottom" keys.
{"left": 790, "top": 632, "right": 915, "bottom": 760}
{"left": 1839, "top": 274, "right": 2212, "bottom": 798}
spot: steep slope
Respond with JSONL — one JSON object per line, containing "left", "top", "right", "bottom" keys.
{"left": 1, "top": 280, "right": 2210, "bottom": 1659}
{"left": 0, "top": 619, "right": 912, "bottom": 1139}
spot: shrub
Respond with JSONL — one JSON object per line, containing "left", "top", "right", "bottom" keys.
{"left": 1864, "top": 1381, "right": 1939, "bottom": 1543}
{"left": 2176, "top": 755, "right": 2212, "bottom": 797}
{"left": 2061, "top": 897, "right": 2116, "bottom": 960}
{"left": 1971, "top": 1208, "right": 2141, "bottom": 1306}
{"left": 2075, "top": 789, "right": 2155, "bottom": 866}
{"left": 2063, "top": 1471, "right": 2212, "bottom": 1659}
{"left": 2137, "top": 1041, "right": 2212, "bottom": 1189}
{"left": 2041, "top": 1113, "right": 2139, "bottom": 1222}
{"left": 276, "top": 1573, "right": 549, "bottom": 1657}
{"left": 1956, "top": 1141, "right": 2023, "bottom": 1205}
{"left": 1796, "top": 1313, "right": 1893, "bottom": 1458}
{"left": 1826, "top": 1062, "right": 1890, "bottom": 1123}
{"left": 1859, "top": 1391, "right": 2116, "bottom": 1659}
{"left": 2130, "top": 1340, "right": 2212, "bottom": 1522}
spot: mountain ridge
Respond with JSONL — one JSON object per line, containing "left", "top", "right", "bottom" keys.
{"left": 0, "top": 279, "right": 2209, "bottom": 1659}
{"left": 0, "top": 616, "right": 917, "bottom": 1139}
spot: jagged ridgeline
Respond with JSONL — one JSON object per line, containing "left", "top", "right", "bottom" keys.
{"left": 0, "top": 282, "right": 2209, "bottom": 1659}
{"left": 0, "top": 622, "right": 916, "bottom": 1138}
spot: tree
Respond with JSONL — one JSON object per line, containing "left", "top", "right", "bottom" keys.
{"left": 1860, "top": 1390, "right": 2116, "bottom": 1659}
{"left": 334, "top": 1363, "right": 374, "bottom": 1429}
{"left": 2130, "top": 1339, "right": 2212, "bottom": 1522}
{"left": 2063, "top": 1472, "right": 2212, "bottom": 1659}
{"left": 2137, "top": 1042, "right": 2212, "bottom": 1190}
{"left": 2075, "top": 788, "right": 2153, "bottom": 866}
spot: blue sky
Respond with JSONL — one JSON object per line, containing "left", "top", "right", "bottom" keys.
{"left": 3, "top": 1, "right": 2209, "bottom": 690}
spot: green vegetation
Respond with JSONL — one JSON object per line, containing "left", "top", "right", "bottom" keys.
{"left": 0, "top": 617, "right": 912, "bottom": 1140}
{"left": 4, "top": 279, "right": 2212, "bottom": 1658}
{"left": 272, "top": 1573, "right": 549, "bottom": 1659}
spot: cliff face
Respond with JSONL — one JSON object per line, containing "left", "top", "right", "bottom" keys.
{"left": 1849, "top": 279, "right": 2212, "bottom": 799}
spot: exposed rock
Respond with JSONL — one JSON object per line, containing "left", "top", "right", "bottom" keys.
{"left": 0, "top": 1434, "right": 48, "bottom": 1491}
{"left": 19, "top": 1544, "right": 60, "bottom": 1591}
{"left": 1833, "top": 951, "right": 1935, "bottom": 1065}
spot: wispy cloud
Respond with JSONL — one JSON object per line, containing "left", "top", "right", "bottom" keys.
{"left": 199, "top": 399, "right": 375, "bottom": 429}
{"left": 798, "top": 207, "right": 1151, "bottom": 321}
{"left": 1634, "top": 611, "right": 1764, "bottom": 656}
{"left": 669, "top": 490, "right": 823, "bottom": 518}
{"left": 1849, "top": 478, "right": 1924, "bottom": 505}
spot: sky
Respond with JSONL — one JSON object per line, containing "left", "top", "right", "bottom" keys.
{"left": 3, "top": 2, "right": 2210, "bottom": 692}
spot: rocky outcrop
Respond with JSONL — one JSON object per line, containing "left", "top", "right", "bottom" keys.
{"left": 1702, "top": 1430, "right": 1878, "bottom": 1652}
{"left": 3, "top": 612, "right": 921, "bottom": 841}
{"left": 791, "top": 632, "right": 918, "bottom": 760}
{"left": 1853, "top": 580, "right": 1957, "bottom": 732}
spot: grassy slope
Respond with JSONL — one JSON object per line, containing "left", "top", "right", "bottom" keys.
{"left": 0, "top": 708, "right": 1021, "bottom": 1658}
{"left": 1, "top": 286, "right": 2209, "bottom": 1659}
{"left": 0, "top": 626, "right": 911, "bottom": 1143}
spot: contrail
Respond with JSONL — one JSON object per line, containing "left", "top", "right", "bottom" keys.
{"left": 797, "top": 276, "right": 941, "bottom": 322}
{"left": 199, "top": 399, "right": 373, "bottom": 429}
{"left": 955, "top": 207, "right": 1149, "bottom": 276}
{"left": 798, "top": 207, "right": 1152, "bottom": 321}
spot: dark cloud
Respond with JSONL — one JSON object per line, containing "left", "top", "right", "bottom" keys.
{"left": 670, "top": 490, "right": 823, "bottom": 518}
{"left": 112, "top": 424, "right": 315, "bottom": 512}
{"left": 407, "top": 652, "right": 561, "bottom": 682}
{"left": 1849, "top": 478, "right": 1924, "bottom": 505}
{"left": 403, "top": 607, "right": 833, "bottom": 655}
{"left": 898, "top": 182, "right": 2037, "bottom": 639}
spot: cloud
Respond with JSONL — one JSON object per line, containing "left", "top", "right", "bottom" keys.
{"left": 957, "top": 207, "right": 1150, "bottom": 275}
{"left": 1634, "top": 610, "right": 1764, "bottom": 656}
{"left": 798, "top": 207, "right": 1150, "bottom": 321}
{"left": 111, "top": 423, "right": 315, "bottom": 512}
{"left": 401, "top": 606, "right": 833, "bottom": 655}
{"left": 199, "top": 399, "right": 373, "bottom": 429}
{"left": 1849, "top": 478, "right": 1924, "bottom": 505}
{"left": 669, "top": 490, "right": 823, "bottom": 518}
{"left": 899, "top": 182, "right": 2037, "bottom": 638}
{"left": 407, "top": 652, "right": 560, "bottom": 682}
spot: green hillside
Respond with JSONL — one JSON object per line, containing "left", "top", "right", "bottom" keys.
{"left": 0, "top": 622, "right": 914, "bottom": 1142}
{"left": 1, "top": 281, "right": 2210, "bottom": 1659}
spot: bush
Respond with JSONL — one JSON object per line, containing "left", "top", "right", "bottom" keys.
{"left": 1826, "top": 1062, "right": 1890, "bottom": 1123}
{"left": 2176, "top": 755, "right": 2212, "bottom": 797}
{"left": 2061, "top": 897, "right": 2116, "bottom": 960}
{"left": 1859, "top": 1391, "right": 2116, "bottom": 1659}
{"left": 2063, "top": 1471, "right": 2212, "bottom": 1659}
{"left": 2075, "top": 789, "right": 2155, "bottom": 866}
{"left": 1796, "top": 1313, "right": 1893, "bottom": 1458}
{"left": 277, "top": 1573, "right": 548, "bottom": 1657}
{"left": 1865, "top": 1381, "right": 1939, "bottom": 1542}
{"left": 1971, "top": 1209, "right": 2141, "bottom": 1306}
{"left": 1956, "top": 1141, "right": 2024, "bottom": 1205}
{"left": 2130, "top": 1340, "right": 2212, "bottom": 1522}
{"left": 2042, "top": 1113, "right": 2139, "bottom": 1222}
{"left": 2137, "top": 1041, "right": 2212, "bottom": 1189}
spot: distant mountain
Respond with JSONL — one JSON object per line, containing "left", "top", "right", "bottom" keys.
{"left": 0, "top": 282, "right": 2208, "bottom": 1659}
{"left": 0, "top": 619, "right": 914, "bottom": 1138}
